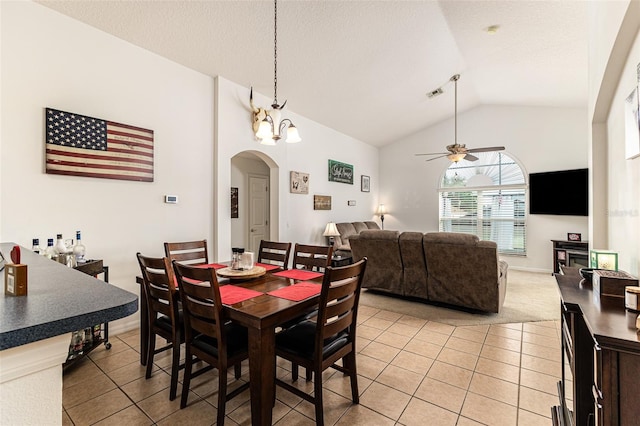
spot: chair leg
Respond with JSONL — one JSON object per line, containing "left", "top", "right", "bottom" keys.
{"left": 234, "top": 363, "right": 241, "bottom": 379}
{"left": 344, "top": 352, "right": 359, "bottom": 403}
{"left": 305, "top": 367, "right": 312, "bottom": 381}
{"left": 145, "top": 331, "right": 156, "bottom": 379}
{"left": 314, "top": 366, "right": 324, "bottom": 426}
{"left": 169, "top": 339, "right": 180, "bottom": 401}
{"left": 291, "top": 362, "right": 299, "bottom": 381}
{"left": 180, "top": 352, "right": 192, "bottom": 409}
{"left": 217, "top": 366, "right": 228, "bottom": 426}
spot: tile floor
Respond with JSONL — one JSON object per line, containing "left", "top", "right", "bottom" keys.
{"left": 62, "top": 305, "right": 567, "bottom": 425}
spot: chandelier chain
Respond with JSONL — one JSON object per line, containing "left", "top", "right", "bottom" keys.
{"left": 273, "top": 0, "right": 278, "bottom": 105}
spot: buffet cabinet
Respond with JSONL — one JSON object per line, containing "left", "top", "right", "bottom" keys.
{"left": 554, "top": 268, "right": 640, "bottom": 426}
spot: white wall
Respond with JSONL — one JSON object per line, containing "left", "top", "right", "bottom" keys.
{"left": 380, "top": 105, "right": 588, "bottom": 272}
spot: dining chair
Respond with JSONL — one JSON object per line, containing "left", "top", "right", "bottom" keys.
{"left": 257, "top": 240, "right": 292, "bottom": 269}
{"left": 172, "top": 261, "right": 250, "bottom": 424}
{"left": 292, "top": 243, "right": 333, "bottom": 272}
{"left": 274, "top": 258, "right": 368, "bottom": 426}
{"left": 164, "top": 239, "right": 209, "bottom": 266}
{"left": 135, "top": 253, "right": 184, "bottom": 401}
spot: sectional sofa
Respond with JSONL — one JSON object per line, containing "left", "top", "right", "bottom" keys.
{"left": 349, "top": 230, "right": 508, "bottom": 313}
{"left": 333, "top": 221, "right": 380, "bottom": 256}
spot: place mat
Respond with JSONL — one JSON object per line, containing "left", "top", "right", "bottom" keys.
{"left": 217, "top": 266, "right": 266, "bottom": 280}
{"left": 255, "top": 262, "right": 281, "bottom": 272}
{"left": 273, "top": 269, "right": 323, "bottom": 281}
{"left": 268, "top": 282, "right": 322, "bottom": 302}
{"left": 196, "top": 263, "right": 227, "bottom": 270}
{"left": 220, "top": 285, "right": 263, "bottom": 305}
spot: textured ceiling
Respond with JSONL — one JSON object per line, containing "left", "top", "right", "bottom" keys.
{"left": 36, "top": 0, "right": 589, "bottom": 147}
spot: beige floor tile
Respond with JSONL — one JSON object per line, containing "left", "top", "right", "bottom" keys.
{"left": 521, "top": 341, "right": 561, "bottom": 361}
{"left": 274, "top": 408, "right": 316, "bottom": 425}
{"left": 520, "top": 354, "right": 561, "bottom": 377}
{"left": 523, "top": 322, "right": 560, "bottom": 338}
{"left": 488, "top": 326, "right": 523, "bottom": 341}
{"left": 62, "top": 409, "right": 73, "bottom": 426}
{"left": 359, "top": 341, "right": 400, "bottom": 363}
{"left": 414, "top": 376, "right": 467, "bottom": 413}
{"left": 414, "top": 328, "right": 451, "bottom": 346}
{"left": 399, "top": 397, "right": 459, "bottom": 426}
{"left": 518, "top": 408, "right": 553, "bottom": 425}
{"left": 121, "top": 369, "right": 172, "bottom": 402}
{"left": 457, "top": 416, "right": 486, "bottom": 425}
{"left": 324, "top": 371, "right": 372, "bottom": 399}
{"left": 522, "top": 331, "right": 560, "bottom": 349}
{"left": 294, "top": 388, "right": 353, "bottom": 425}
{"left": 376, "top": 364, "right": 424, "bottom": 395}
{"left": 335, "top": 404, "right": 395, "bottom": 426}
{"left": 459, "top": 324, "right": 490, "bottom": 334}
{"left": 437, "top": 347, "right": 478, "bottom": 370}
{"left": 397, "top": 315, "right": 428, "bottom": 329}
{"left": 519, "top": 368, "right": 560, "bottom": 396}
{"left": 63, "top": 372, "right": 116, "bottom": 409}
{"left": 427, "top": 361, "right": 473, "bottom": 390}
{"left": 484, "top": 333, "right": 522, "bottom": 352}
{"left": 361, "top": 316, "right": 394, "bottom": 331}
{"left": 445, "top": 336, "right": 483, "bottom": 356}
{"left": 156, "top": 398, "right": 217, "bottom": 426}
{"left": 92, "top": 405, "right": 153, "bottom": 426}
{"left": 452, "top": 328, "right": 487, "bottom": 344}
{"left": 423, "top": 321, "right": 456, "bottom": 336}
{"left": 390, "top": 350, "right": 434, "bottom": 375}
{"left": 359, "top": 382, "right": 411, "bottom": 420}
{"left": 386, "top": 322, "right": 420, "bottom": 338}
{"left": 107, "top": 359, "right": 160, "bottom": 387}
{"left": 468, "top": 373, "right": 519, "bottom": 406}
{"left": 63, "top": 357, "right": 103, "bottom": 389}
{"left": 474, "top": 357, "right": 521, "bottom": 384}
{"left": 374, "top": 309, "right": 403, "bottom": 322}
{"left": 404, "top": 338, "right": 443, "bottom": 359}
{"left": 374, "top": 330, "right": 411, "bottom": 349}
{"left": 87, "top": 337, "right": 129, "bottom": 361}
{"left": 92, "top": 347, "right": 143, "bottom": 372}
{"left": 518, "top": 386, "right": 557, "bottom": 418}
{"left": 66, "top": 388, "right": 132, "bottom": 425}
{"left": 355, "top": 353, "right": 388, "bottom": 380}
{"left": 358, "top": 305, "right": 380, "bottom": 318}
{"left": 356, "top": 336, "right": 372, "bottom": 353}
{"left": 206, "top": 383, "right": 251, "bottom": 413}
{"left": 357, "top": 324, "right": 384, "bottom": 340}
{"left": 228, "top": 397, "right": 291, "bottom": 425}
{"left": 136, "top": 388, "right": 182, "bottom": 421}
{"left": 461, "top": 392, "right": 518, "bottom": 426}
{"left": 491, "top": 323, "right": 523, "bottom": 332}
{"left": 480, "top": 344, "right": 521, "bottom": 367}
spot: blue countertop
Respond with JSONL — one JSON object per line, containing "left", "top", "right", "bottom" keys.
{"left": 0, "top": 242, "right": 138, "bottom": 350}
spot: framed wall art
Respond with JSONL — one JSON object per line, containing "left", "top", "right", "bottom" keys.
{"left": 290, "top": 171, "right": 309, "bottom": 194}
{"left": 231, "top": 187, "right": 239, "bottom": 218}
{"left": 328, "top": 159, "right": 353, "bottom": 184}
{"left": 567, "top": 232, "right": 582, "bottom": 242}
{"left": 313, "top": 195, "right": 331, "bottom": 210}
{"left": 361, "top": 175, "right": 370, "bottom": 192}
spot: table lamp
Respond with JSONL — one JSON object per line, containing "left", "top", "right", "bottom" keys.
{"left": 376, "top": 204, "right": 387, "bottom": 229}
{"left": 590, "top": 249, "right": 618, "bottom": 271}
{"left": 323, "top": 222, "right": 340, "bottom": 253}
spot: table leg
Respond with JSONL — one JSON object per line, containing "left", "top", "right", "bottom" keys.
{"left": 248, "top": 326, "right": 275, "bottom": 426}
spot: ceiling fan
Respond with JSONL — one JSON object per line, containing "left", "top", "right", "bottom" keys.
{"left": 415, "top": 74, "right": 505, "bottom": 163}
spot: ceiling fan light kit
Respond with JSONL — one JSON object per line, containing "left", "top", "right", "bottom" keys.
{"left": 415, "top": 73, "right": 504, "bottom": 163}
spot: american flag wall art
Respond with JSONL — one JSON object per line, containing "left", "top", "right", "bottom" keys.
{"left": 45, "top": 108, "right": 154, "bottom": 182}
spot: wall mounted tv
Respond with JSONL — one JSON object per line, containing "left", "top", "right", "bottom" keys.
{"left": 529, "top": 168, "right": 588, "bottom": 216}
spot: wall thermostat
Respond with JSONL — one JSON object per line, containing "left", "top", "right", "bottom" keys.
{"left": 165, "top": 195, "right": 178, "bottom": 204}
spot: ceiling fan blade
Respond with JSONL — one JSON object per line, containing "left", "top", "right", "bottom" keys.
{"left": 464, "top": 154, "right": 479, "bottom": 162}
{"left": 466, "top": 146, "right": 505, "bottom": 153}
{"left": 425, "top": 155, "right": 448, "bottom": 162}
{"left": 415, "top": 152, "right": 449, "bottom": 156}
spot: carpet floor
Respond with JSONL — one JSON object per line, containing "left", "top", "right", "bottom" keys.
{"left": 358, "top": 269, "right": 560, "bottom": 326}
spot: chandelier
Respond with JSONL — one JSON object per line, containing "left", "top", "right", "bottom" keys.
{"left": 249, "top": 0, "right": 301, "bottom": 145}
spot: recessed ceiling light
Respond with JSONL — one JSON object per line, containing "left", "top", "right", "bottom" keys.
{"left": 486, "top": 25, "right": 500, "bottom": 35}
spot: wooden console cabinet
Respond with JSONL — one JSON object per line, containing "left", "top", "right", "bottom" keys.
{"left": 554, "top": 268, "right": 640, "bottom": 426}
{"left": 552, "top": 240, "right": 589, "bottom": 274}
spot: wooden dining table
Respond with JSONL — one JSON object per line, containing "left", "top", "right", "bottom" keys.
{"left": 136, "top": 265, "right": 324, "bottom": 426}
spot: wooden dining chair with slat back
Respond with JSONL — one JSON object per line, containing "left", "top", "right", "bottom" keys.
{"left": 136, "top": 253, "right": 184, "bottom": 401}
{"left": 172, "top": 261, "right": 250, "bottom": 425}
{"left": 257, "top": 240, "right": 292, "bottom": 269}
{"left": 292, "top": 243, "right": 333, "bottom": 272}
{"left": 164, "top": 240, "right": 209, "bottom": 266}
{"left": 274, "top": 258, "right": 368, "bottom": 426}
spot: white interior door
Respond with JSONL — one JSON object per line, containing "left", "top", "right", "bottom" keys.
{"left": 248, "top": 174, "right": 269, "bottom": 252}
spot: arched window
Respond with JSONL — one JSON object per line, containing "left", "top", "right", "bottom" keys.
{"left": 438, "top": 152, "right": 526, "bottom": 255}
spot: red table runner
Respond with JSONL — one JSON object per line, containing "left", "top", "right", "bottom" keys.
{"left": 254, "top": 262, "right": 281, "bottom": 272}
{"left": 273, "top": 269, "right": 323, "bottom": 281}
{"left": 267, "top": 282, "right": 322, "bottom": 302}
{"left": 220, "top": 285, "right": 263, "bottom": 305}
{"left": 196, "top": 263, "right": 227, "bottom": 270}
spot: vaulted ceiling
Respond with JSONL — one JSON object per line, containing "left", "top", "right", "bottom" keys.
{"left": 37, "top": 0, "right": 589, "bottom": 147}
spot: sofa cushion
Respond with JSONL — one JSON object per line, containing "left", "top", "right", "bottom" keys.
{"left": 350, "top": 230, "right": 403, "bottom": 294}
{"left": 334, "top": 223, "right": 357, "bottom": 251}
{"left": 364, "top": 221, "right": 381, "bottom": 230}
{"left": 353, "top": 222, "right": 369, "bottom": 233}
{"left": 399, "top": 232, "right": 428, "bottom": 299}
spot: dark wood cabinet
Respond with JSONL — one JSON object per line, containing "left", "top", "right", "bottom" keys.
{"left": 552, "top": 240, "right": 589, "bottom": 274}
{"left": 554, "top": 268, "right": 640, "bottom": 426}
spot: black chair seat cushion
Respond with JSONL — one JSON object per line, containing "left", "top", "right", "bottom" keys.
{"left": 191, "top": 323, "right": 248, "bottom": 358}
{"left": 276, "top": 320, "right": 348, "bottom": 359}
{"left": 155, "top": 310, "right": 184, "bottom": 334}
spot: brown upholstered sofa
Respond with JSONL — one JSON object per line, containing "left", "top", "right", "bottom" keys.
{"left": 333, "top": 221, "right": 380, "bottom": 256}
{"left": 349, "top": 230, "right": 508, "bottom": 313}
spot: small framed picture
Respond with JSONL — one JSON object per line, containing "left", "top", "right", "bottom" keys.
{"left": 557, "top": 250, "right": 566, "bottom": 261}
{"left": 567, "top": 233, "right": 582, "bottom": 242}
{"left": 313, "top": 195, "right": 331, "bottom": 210}
{"left": 361, "top": 175, "right": 370, "bottom": 192}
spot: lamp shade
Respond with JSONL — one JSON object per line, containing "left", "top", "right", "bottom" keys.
{"left": 256, "top": 119, "right": 273, "bottom": 140}
{"left": 590, "top": 249, "right": 618, "bottom": 271}
{"left": 286, "top": 124, "right": 301, "bottom": 143}
{"left": 376, "top": 204, "right": 387, "bottom": 215}
{"left": 323, "top": 222, "right": 340, "bottom": 237}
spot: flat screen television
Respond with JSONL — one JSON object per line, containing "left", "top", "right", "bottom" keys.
{"left": 529, "top": 168, "right": 588, "bottom": 216}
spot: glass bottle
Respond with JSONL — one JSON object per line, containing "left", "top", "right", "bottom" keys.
{"left": 55, "top": 234, "right": 67, "bottom": 254}
{"left": 44, "top": 238, "right": 57, "bottom": 259}
{"left": 93, "top": 324, "right": 102, "bottom": 341}
{"left": 72, "top": 330, "right": 84, "bottom": 356}
{"left": 83, "top": 327, "right": 93, "bottom": 348}
{"left": 73, "top": 231, "right": 86, "bottom": 263}
{"left": 31, "top": 238, "right": 42, "bottom": 254}
{"left": 231, "top": 248, "right": 239, "bottom": 270}
{"left": 237, "top": 248, "right": 245, "bottom": 269}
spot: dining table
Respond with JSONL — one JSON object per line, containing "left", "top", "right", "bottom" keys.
{"left": 136, "top": 263, "right": 325, "bottom": 426}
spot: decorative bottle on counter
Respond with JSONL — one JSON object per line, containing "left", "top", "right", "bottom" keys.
{"left": 31, "top": 238, "right": 42, "bottom": 254}
{"left": 231, "top": 248, "right": 240, "bottom": 270}
{"left": 73, "top": 231, "right": 86, "bottom": 263}
{"left": 44, "top": 238, "right": 57, "bottom": 259}
{"left": 55, "top": 234, "right": 67, "bottom": 255}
